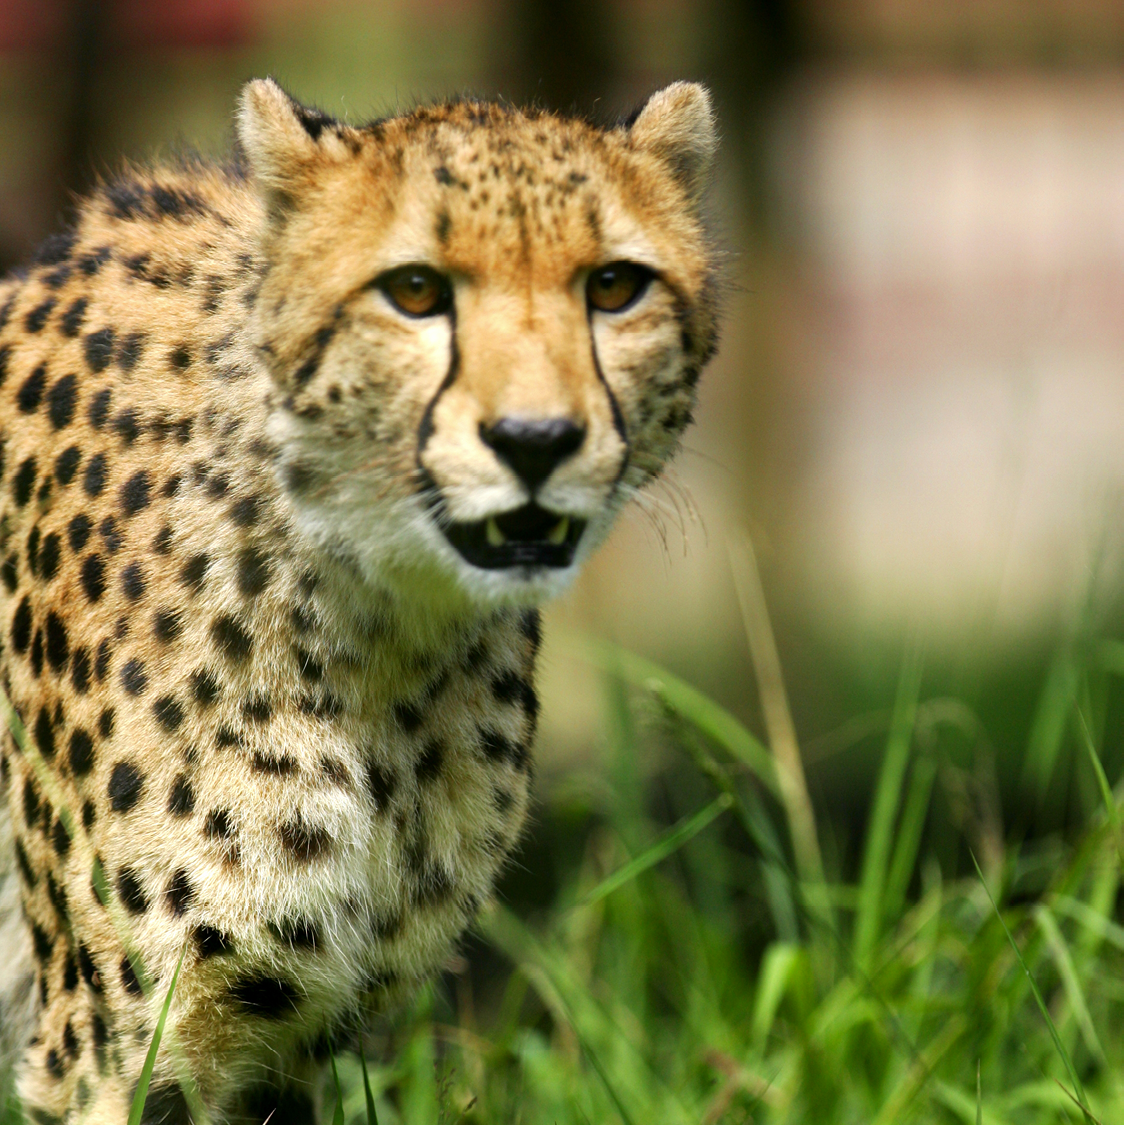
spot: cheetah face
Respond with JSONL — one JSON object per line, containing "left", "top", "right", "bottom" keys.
{"left": 241, "top": 80, "right": 718, "bottom": 608}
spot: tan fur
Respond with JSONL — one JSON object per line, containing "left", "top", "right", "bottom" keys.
{"left": 0, "top": 79, "right": 719, "bottom": 1121}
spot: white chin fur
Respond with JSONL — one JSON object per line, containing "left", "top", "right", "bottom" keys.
{"left": 284, "top": 481, "right": 614, "bottom": 613}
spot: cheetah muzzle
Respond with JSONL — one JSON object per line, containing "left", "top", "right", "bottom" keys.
{"left": 0, "top": 76, "right": 720, "bottom": 1122}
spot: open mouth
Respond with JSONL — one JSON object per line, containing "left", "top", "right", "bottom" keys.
{"left": 443, "top": 503, "right": 587, "bottom": 570}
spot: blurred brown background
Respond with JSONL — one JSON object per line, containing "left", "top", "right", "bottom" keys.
{"left": 0, "top": 0, "right": 1120, "bottom": 824}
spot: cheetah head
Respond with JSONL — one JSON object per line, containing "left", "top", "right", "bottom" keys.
{"left": 240, "top": 78, "right": 718, "bottom": 609}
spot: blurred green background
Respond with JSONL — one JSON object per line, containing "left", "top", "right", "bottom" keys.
{"left": 0, "top": 3, "right": 1120, "bottom": 1119}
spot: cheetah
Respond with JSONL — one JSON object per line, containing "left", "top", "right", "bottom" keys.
{"left": 0, "top": 77, "right": 719, "bottom": 1121}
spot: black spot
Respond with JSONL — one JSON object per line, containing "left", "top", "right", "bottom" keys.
{"left": 1, "top": 553, "right": 18, "bottom": 591}
{"left": 87, "top": 387, "right": 111, "bottom": 429}
{"left": 296, "top": 648, "right": 322, "bottom": 681}
{"left": 493, "top": 785, "right": 514, "bottom": 813}
{"left": 243, "top": 694, "right": 272, "bottom": 723}
{"left": 211, "top": 615, "right": 252, "bottom": 661}
{"left": 16, "top": 364, "right": 45, "bottom": 413}
{"left": 78, "top": 945, "right": 102, "bottom": 992}
{"left": 169, "top": 344, "right": 191, "bottom": 370}
{"left": 436, "top": 210, "right": 452, "bottom": 243}
{"left": 84, "top": 328, "right": 115, "bottom": 372}
{"left": 63, "top": 952, "right": 78, "bottom": 991}
{"left": 46, "top": 374, "right": 77, "bottom": 429}
{"left": 111, "top": 409, "right": 140, "bottom": 445}
{"left": 269, "top": 917, "right": 320, "bottom": 951}
{"left": 67, "top": 513, "right": 91, "bottom": 553}
{"left": 80, "top": 554, "right": 105, "bottom": 602}
{"left": 236, "top": 546, "right": 271, "bottom": 596}
{"left": 34, "top": 230, "right": 74, "bottom": 266}
{"left": 229, "top": 494, "right": 261, "bottom": 527}
{"left": 120, "top": 954, "right": 143, "bottom": 994}
{"left": 45, "top": 1047, "right": 65, "bottom": 1078}
{"left": 366, "top": 762, "right": 396, "bottom": 810}
{"left": 83, "top": 453, "right": 107, "bottom": 497}
{"left": 290, "top": 602, "right": 314, "bottom": 633}
{"left": 166, "top": 869, "right": 194, "bottom": 915}
{"left": 168, "top": 775, "right": 194, "bottom": 816}
{"left": 54, "top": 446, "right": 81, "bottom": 486}
{"left": 13, "top": 456, "right": 37, "bottom": 506}
{"left": 230, "top": 974, "right": 299, "bottom": 1018}
{"left": 61, "top": 296, "right": 87, "bottom": 336}
{"left": 120, "top": 658, "right": 147, "bottom": 695}
{"left": 118, "top": 331, "right": 145, "bottom": 370}
{"left": 181, "top": 553, "right": 208, "bottom": 591}
{"left": 45, "top": 611, "right": 69, "bottom": 671}
{"left": 120, "top": 470, "right": 150, "bottom": 516}
{"left": 492, "top": 670, "right": 525, "bottom": 705}
{"left": 30, "top": 628, "right": 44, "bottom": 676}
{"left": 108, "top": 761, "right": 143, "bottom": 812}
{"left": 26, "top": 525, "right": 40, "bottom": 575}
{"left": 279, "top": 816, "right": 330, "bottom": 861}
{"left": 39, "top": 532, "right": 60, "bottom": 580}
{"left": 82, "top": 799, "right": 96, "bottom": 828}
{"left": 137, "top": 1081, "right": 192, "bottom": 1125}
{"left": 121, "top": 561, "right": 145, "bottom": 600}
{"left": 78, "top": 246, "right": 111, "bottom": 275}
{"left": 251, "top": 751, "right": 295, "bottom": 776}
{"left": 94, "top": 641, "right": 112, "bottom": 682}
{"left": 283, "top": 460, "right": 317, "bottom": 495}
{"left": 22, "top": 776, "right": 41, "bottom": 827}
{"left": 393, "top": 700, "right": 423, "bottom": 732}
{"left": 25, "top": 298, "right": 55, "bottom": 333}
{"left": 68, "top": 728, "right": 94, "bottom": 775}
{"left": 190, "top": 669, "right": 219, "bottom": 705}
{"left": 11, "top": 595, "right": 31, "bottom": 652}
{"left": 520, "top": 608, "right": 542, "bottom": 650}
{"left": 117, "top": 867, "right": 148, "bottom": 913}
{"left": 34, "top": 706, "right": 55, "bottom": 758}
{"left": 215, "top": 725, "right": 242, "bottom": 748}
{"left": 153, "top": 525, "right": 173, "bottom": 553}
{"left": 51, "top": 816, "right": 71, "bottom": 857}
{"left": 204, "top": 808, "right": 233, "bottom": 838}
{"left": 71, "top": 647, "right": 91, "bottom": 693}
{"left": 46, "top": 870, "right": 69, "bottom": 923}
{"left": 415, "top": 739, "right": 444, "bottom": 782}
{"left": 153, "top": 695, "right": 184, "bottom": 731}
{"left": 479, "top": 727, "right": 517, "bottom": 765}
{"left": 14, "top": 838, "right": 35, "bottom": 884}
{"left": 192, "top": 924, "right": 234, "bottom": 960}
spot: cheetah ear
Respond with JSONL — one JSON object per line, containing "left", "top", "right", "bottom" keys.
{"left": 627, "top": 82, "right": 717, "bottom": 203}
{"left": 237, "top": 78, "right": 345, "bottom": 218}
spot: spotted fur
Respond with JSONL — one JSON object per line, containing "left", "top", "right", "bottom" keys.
{"left": 0, "top": 78, "right": 718, "bottom": 1120}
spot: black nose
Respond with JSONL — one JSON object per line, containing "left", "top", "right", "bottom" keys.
{"left": 480, "top": 417, "right": 586, "bottom": 493}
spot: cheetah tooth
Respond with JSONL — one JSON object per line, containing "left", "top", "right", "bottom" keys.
{"left": 486, "top": 518, "right": 505, "bottom": 547}
{"left": 547, "top": 517, "right": 569, "bottom": 545}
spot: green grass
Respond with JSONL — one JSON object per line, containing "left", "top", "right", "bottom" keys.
{"left": 3, "top": 628, "right": 1120, "bottom": 1124}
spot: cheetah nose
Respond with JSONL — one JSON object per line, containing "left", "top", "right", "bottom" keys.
{"left": 479, "top": 417, "right": 586, "bottom": 493}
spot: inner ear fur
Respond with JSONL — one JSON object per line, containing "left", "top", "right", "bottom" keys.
{"left": 236, "top": 78, "right": 354, "bottom": 222}
{"left": 627, "top": 82, "right": 718, "bottom": 203}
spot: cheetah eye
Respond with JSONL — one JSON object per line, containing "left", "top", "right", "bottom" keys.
{"left": 586, "top": 262, "right": 652, "bottom": 314}
{"left": 377, "top": 265, "right": 452, "bottom": 318}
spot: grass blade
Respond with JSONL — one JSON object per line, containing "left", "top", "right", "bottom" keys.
{"left": 571, "top": 793, "right": 732, "bottom": 911}
{"left": 728, "top": 529, "right": 825, "bottom": 888}
{"left": 854, "top": 641, "right": 923, "bottom": 966}
{"left": 969, "top": 850, "right": 1094, "bottom": 1120}
{"left": 330, "top": 1056, "right": 346, "bottom": 1125}
{"left": 976, "top": 1060, "right": 982, "bottom": 1125}
{"left": 1072, "top": 700, "right": 1118, "bottom": 827}
{"left": 127, "top": 945, "right": 186, "bottom": 1125}
{"left": 360, "top": 1053, "right": 380, "bottom": 1124}
{"left": 1033, "top": 905, "right": 1107, "bottom": 1063}
{"left": 577, "top": 637, "right": 779, "bottom": 795}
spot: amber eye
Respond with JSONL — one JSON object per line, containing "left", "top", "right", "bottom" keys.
{"left": 586, "top": 261, "right": 652, "bottom": 313}
{"left": 378, "top": 265, "right": 451, "bottom": 317}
